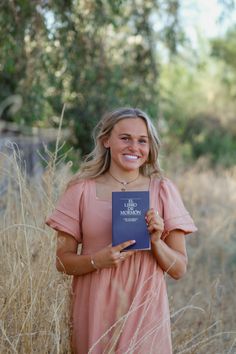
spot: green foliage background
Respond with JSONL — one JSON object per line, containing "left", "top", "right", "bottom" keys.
{"left": 0, "top": 0, "right": 236, "bottom": 167}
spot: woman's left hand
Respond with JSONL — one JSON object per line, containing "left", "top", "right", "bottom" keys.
{"left": 146, "top": 208, "right": 164, "bottom": 243}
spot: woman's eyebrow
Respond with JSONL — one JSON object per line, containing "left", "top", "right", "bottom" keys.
{"left": 118, "top": 133, "right": 148, "bottom": 138}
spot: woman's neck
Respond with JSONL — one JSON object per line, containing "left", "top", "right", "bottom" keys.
{"left": 107, "top": 170, "right": 140, "bottom": 191}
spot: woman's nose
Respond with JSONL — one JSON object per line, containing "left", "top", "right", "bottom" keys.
{"left": 128, "top": 140, "right": 138, "bottom": 150}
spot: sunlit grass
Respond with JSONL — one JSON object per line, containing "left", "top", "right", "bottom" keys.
{"left": 169, "top": 165, "right": 236, "bottom": 353}
{"left": 1, "top": 143, "right": 236, "bottom": 353}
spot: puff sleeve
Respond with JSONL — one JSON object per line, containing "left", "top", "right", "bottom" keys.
{"left": 159, "top": 178, "right": 197, "bottom": 239}
{"left": 45, "top": 181, "right": 85, "bottom": 243}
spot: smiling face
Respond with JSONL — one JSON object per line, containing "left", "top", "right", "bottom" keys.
{"left": 104, "top": 118, "right": 150, "bottom": 176}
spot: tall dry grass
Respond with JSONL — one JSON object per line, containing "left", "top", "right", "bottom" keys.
{"left": 169, "top": 164, "right": 236, "bottom": 353}
{"left": 0, "top": 142, "right": 236, "bottom": 353}
{"left": 0, "top": 135, "right": 72, "bottom": 353}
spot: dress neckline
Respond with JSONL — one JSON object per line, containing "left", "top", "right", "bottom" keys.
{"left": 92, "top": 176, "right": 153, "bottom": 202}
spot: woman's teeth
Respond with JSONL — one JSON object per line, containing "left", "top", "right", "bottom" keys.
{"left": 124, "top": 155, "right": 138, "bottom": 160}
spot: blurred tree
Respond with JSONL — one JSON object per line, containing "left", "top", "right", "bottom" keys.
{"left": 0, "top": 1, "right": 51, "bottom": 123}
{"left": 211, "top": 26, "right": 236, "bottom": 101}
{"left": 0, "top": 0, "right": 183, "bottom": 155}
{"left": 2, "top": 0, "right": 234, "bottom": 166}
{"left": 159, "top": 42, "right": 236, "bottom": 167}
{"left": 182, "top": 113, "right": 236, "bottom": 167}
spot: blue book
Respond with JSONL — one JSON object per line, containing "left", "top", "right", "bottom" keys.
{"left": 112, "top": 191, "right": 150, "bottom": 251}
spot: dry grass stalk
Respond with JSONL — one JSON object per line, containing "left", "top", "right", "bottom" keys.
{"left": 1, "top": 135, "right": 236, "bottom": 353}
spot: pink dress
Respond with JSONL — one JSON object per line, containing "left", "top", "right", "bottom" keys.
{"left": 46, "top": 177, "right": 197, "bottom": 354}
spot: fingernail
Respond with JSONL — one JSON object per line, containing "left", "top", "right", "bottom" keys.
{"left": 131, "top": 240, "right": 136, "bottom": 243}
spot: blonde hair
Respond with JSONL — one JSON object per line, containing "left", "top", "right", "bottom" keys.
{"left": 69, "top": 107, "right": 162, "bottom": 185}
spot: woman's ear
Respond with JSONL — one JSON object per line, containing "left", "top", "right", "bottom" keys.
{"left": 103, "top": 139, "right": 110, "bottom": 149}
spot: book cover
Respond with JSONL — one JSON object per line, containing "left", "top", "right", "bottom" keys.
{"left": 112, "top": 191, "right": 150, "bottom": 251}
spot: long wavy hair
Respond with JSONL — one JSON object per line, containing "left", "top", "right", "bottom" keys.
{"left": 69, "top": 107, "right": 162, "bottom": 185}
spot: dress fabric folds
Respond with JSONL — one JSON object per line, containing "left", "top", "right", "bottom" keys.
{"left": 46, "top": 177, "right": 197, "bottom": 354}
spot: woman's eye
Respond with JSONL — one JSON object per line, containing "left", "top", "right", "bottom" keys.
{"left": 139, "top": 140, "right": 147, "bottom": 144}
{"left": 121, "top": 137, "right": 129, "bottom": 141}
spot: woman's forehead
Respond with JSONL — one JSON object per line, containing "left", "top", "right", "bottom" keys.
{"left": 112, "top": 117, "right": 148, "bottom": 134}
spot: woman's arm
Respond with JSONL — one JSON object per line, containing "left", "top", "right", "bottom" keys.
{"left": 56, "top": 231, "right": 136, "bottom": 276}
{"left": 146, "top": 209, "right": 188, "bottom": 280}
{"left": 151, "top": 230, "right": 187, "bottom": 279}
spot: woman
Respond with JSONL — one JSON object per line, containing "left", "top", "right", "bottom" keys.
{"left": 46, "top": 107, "right": 197, "bottom": 354}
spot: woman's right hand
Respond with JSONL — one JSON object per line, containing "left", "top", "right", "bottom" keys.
{"left": 91, "top": 240, "right": 136, "bottom": 269}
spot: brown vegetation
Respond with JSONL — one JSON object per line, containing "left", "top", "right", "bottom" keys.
{"left": 0, "top": 149, "right": 236, "bottom": 353}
